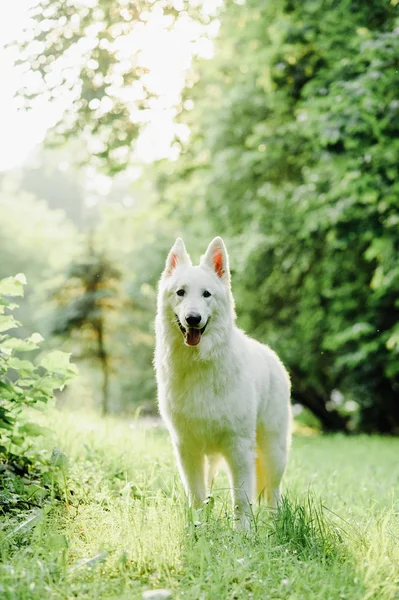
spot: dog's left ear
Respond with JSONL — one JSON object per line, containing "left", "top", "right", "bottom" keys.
{"left": 201, "top": 237, "right": 230, "bottom": 284}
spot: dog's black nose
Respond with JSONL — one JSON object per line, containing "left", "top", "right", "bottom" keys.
{"left": 186, "top": 313, "right": 201, "bottom": 327}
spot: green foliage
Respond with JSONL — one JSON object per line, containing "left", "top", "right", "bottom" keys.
{"left": 52, "top": 242, "right": 122, "bottom": 337}
{"left": 50, "top": 240, "right": 124, "bottom": 414}
{"left": 168, "top": 0, "right": 399, "bottom": 432}
{"left": 0, "top": 274, "right": 77, "bottom": 469}
{"left": 0, "top": 181, "right": 79, "bottom": 346}
{"left": 0, "top": 183, "right": 77, "bottom": 282}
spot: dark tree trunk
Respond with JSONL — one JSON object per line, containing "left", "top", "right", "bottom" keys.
{"left": 359, "top": 378, "right": 399, "bottom": 435}
{"left": 97, "top": 320, "right": 110, "bottom": 416}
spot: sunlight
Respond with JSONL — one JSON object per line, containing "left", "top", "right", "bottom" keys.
{"left": 0, "top": 0, "right": 221, "bottom": 171}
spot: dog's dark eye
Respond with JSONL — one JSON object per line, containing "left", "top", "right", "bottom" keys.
{"left": 176, "top": 289, "right": 185, "bottom": 297}
{"left": 203, "top": 290, "right": 211, "bottom": 298}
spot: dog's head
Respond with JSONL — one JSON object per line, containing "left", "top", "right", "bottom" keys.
{"left": 159, "top": 237, "right": 235, "bottom": 348}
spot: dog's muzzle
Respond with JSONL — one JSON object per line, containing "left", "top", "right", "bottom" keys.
{"left": 175, "top": 315, "right": 209, "bottom": 346}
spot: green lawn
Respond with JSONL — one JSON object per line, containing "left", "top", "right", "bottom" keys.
{"left": 1, "top": 410, "right": 399, "bottom": 599}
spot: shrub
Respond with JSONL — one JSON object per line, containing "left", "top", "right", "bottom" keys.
{"left": 0, "top": 274, "right": 77, "bottom": 512}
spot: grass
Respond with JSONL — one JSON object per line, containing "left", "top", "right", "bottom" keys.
{"left": 1, "top": 409, "right": 399, "bottom": 599}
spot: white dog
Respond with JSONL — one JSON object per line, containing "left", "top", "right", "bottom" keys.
{"left": 155, "top": 237, "right": 291, "bottom": 528}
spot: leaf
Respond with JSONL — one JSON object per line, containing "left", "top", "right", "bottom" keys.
{"left": 11, "top": 436, "right": 25, "bottom": 446}
{"left": 0, "top": 315, "right": 21, "bottom": 333}
{"left": 15, "top": 274, "right": 27, "bottom": 285}
{"left": 19, "top": 423, "right": 49, "bottom": 437}
{"left": 386, "top": 329, "right": 399, "bottom": 352}
{"left": 0, "top": 275, "right": 26, "bottom": 297}
{"left": 40, "top": 350, "right": 75, "bottom": 374}
{"left": 68, "top": 364, "right": 79, "bottom": 376}
{"left": 8, "top": 357, "right": 35, "bottom": 376}
{"left": 0, "top": 337, "right": 40, "bottom": 352}
{"left": 30, "top": 332, "right": 44, "bottom": 344}
{"left": 0, "top": 382, "right": 20, "bottom": 400}
{"left": 51, "top": 447, "right": 68, "bottom": 470}
{"left": 33, "top": 382, "right": 58, "bottom": 395}
{"left": 0, "top": 418, "right": 14, "bottom": 431}
{"left": 7, "top": 303, "right": 20, "bottom": 310}
{"left": 0, "top": 302, "right": 19, "bottom": 314}
{"left": 34, "top": 376, "right": 68, "bottom": 394}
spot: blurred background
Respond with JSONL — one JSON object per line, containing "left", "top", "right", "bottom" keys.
{"left": 1, "top": 0, "right": 398, "bottom": 433}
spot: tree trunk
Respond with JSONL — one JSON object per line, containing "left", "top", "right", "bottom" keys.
{"left": 97, "top": 320, "right": 110, "bottom": 416}
{"left": 359, "top": 378, "right": 399, "bottom": 435}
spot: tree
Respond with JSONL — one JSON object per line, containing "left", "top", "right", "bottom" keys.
{"left": 16, "top": 0, "right": 210, "bottom": 172}
{"left": 165, "top": 0, "right": 399, "bottom": 432}
{"left": 51, "top": 240, "right": 122, "bottom": 415}
{"left": 0, "top": 179, "right": 78, "bottom": 337}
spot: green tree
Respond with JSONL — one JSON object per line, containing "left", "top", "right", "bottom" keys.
{"left": 51, "top": 240, "right": 122, "bottom": 415}
{"left": 168, "top": 0, "right": 399, "bottom": 432}
{"left": 0, "top": 181, "right": 77, "bottom": 282}
{"left": 0, "top": 180, "right": 78, "bottom": 338}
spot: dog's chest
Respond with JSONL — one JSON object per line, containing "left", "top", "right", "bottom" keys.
{"left": 168, "top": 362, "right": 227, "bottom": 411}
{"left": 162, "top": 358, "right": 251, "bottom": 434}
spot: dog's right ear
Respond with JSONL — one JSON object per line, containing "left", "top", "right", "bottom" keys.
{"left": 163, "top": 238, "right": 192, "bottom": 278}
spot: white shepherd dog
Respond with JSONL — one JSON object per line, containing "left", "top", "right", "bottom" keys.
{"left": 155, "top": 237, "right": 291, "bottom": 528}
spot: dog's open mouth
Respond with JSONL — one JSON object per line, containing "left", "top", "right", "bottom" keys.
{"left": 175, "top": 316, "right": 209, "bottom": 347}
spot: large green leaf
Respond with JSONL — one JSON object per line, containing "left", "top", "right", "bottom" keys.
{"left": 0, "top": 274, "right": 26, "bottom": 297}
{"left": 7, "top": 357, "right": 35, "bottom": 376}
{"left": 0, "top": 334, "right": 42, "bottom": 352}
{"left": 19, "top": 423, "right": 49, "bottom": 437}
{"left": 0, "top": 315, "right": 21, "bottom": 333}
{"left": 40, "top": 351, "right": 78, "bottom": 376}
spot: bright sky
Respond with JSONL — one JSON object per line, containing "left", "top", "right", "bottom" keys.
{"left": 0, "top": 0, "right": 221, "bottom": 172}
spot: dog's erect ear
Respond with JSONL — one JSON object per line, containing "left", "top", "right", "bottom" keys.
{"left": 163, "top": 238, "right": 192, "bottom": 277}
{"left": 201, "top": 237, "right": 230, "bottom": 284}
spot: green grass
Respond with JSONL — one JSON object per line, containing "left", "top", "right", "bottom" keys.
{"left": 1, "top": 410, "right": 399, "bottom": 599}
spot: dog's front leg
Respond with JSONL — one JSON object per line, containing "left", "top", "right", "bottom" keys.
{"left": 174, "top": 441, "right": 206, "bottom": 509}
{"left": 225, "top": 439, "right": 255, "bottom": 530}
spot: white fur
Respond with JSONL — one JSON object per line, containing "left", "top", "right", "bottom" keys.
{"left": 155, "top": 237, "right": 292, "bottom": 529}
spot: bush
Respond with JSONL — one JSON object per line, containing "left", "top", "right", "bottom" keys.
{"left": 0, "top": 274, "right": 77, "bottom": 512}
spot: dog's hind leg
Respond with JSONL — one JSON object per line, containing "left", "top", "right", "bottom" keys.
{"left": 256, "top": 428, "right": 288, "bottom": 509}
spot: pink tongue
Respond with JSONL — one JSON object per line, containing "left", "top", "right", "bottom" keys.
{"left": 185, "top": 328, "right": 201, "bottom": 346}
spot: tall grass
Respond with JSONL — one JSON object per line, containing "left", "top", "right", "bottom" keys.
{"left": 270, "top": 494, "right": 344, "bottom": 561}
{"left": 0, "top": 409, "right": 398, "bottom": 599}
